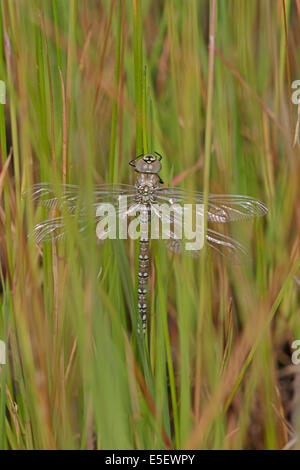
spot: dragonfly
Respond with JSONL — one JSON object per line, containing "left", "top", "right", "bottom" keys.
{"left": 26, "top": 152, "right": 268, "bottom": 333}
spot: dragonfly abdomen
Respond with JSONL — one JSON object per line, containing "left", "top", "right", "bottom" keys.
{"left": 134, "top": 168, "right": 161, "bottom": 333}
{"left": 138, "top": 238, "right": 150, "bottom": 333}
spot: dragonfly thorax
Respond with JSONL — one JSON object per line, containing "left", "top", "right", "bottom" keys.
{"left": 135, "top": 173, "right": 160, "bottom": 204}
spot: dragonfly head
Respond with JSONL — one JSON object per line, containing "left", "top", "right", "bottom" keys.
{"left": 129, "top": 152, "right": 163, "bottom": 182}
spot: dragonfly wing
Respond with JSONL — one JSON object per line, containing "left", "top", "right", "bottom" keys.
{"left": 24, "top": 183, "right": 137, "bottom": 211}
{"left": 30, "top": 200, "right": 141, "bottom": 243}
{"left": 152, "top": 204, "right": 248, "bottom": 260}
{"left": 163, "top": 228, "right": 248, "bottom": 262}
{"left": 151, "top": 205, "right": 201, "bottom": 258}
{"left": 156, "top": 188, "right": 268, "bottom": 222}
{"left": 25, "top": 183, "right": 138, "bottom": 243}
{"left": 206, "top": 228, "right": 248, "bottom": 261}
{"left": 31, "top": 216, "right": 68, "bottom": 243}
{"left": 165, "top": 239, "right": 201, "bottom": 258}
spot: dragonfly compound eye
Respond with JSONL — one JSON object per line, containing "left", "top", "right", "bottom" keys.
{"left": 135, "top": 156, "right": 162, "bottom": 174}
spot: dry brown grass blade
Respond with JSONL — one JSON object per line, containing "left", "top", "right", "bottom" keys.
{"left": 185, "top": 254, "right": 300, "bottom": 449}
{"left": 0, "top": 148, "right": 12, "bottom": 201}
{"left": 65, "top": 338, "right": 77, "bottom": 383}
{"left": 79, "top": 26, "right": 93, "bottom": 71}
{"left": 117, "top": 2, "right": 126, "bottom": 181}
{"left": 220, "top": 299, "right": 233, "bottom": 376}
{"left": 274, "top": 385, "right": 289, "bottom": 447}
{"left": 296, "top": 0, "right": 300, "bottom": 19}
{"left": 59, "top": 69, "right": 68, "bottom": 184}
{"left": 6, "top": 385, "right": 21, "bottom": 447}
{"left": 282, "top": 0, "right": 294, "bottom": 132}
{"left": 172, "top": 155, "right": 203, "bottom": 186}
{"left": 134, "top": 359, "right": 173, "bottom": 449}
{"left": 94, "top": 0, "right": 116, "bottom": 109}
{"left": 214, "top": 47, "right": 290, "bottom": 142}
{"left": 41, "top": 11, "right": 57, "bottom": 172}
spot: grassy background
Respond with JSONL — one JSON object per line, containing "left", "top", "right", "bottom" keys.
{"left": 0, "top": 0, "right": 300, "bottom": 450}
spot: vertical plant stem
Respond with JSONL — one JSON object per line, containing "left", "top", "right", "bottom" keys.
{"left": 133, "top": 0, "right": 143, "bottom": 154}
{"left": 66, "top": 0, "right": 77, "bottom": 181}
{"left": 0, "top": 95, "right": 12, "bottom": 274}
{"left": 281, "top": 0, "right": 293, "bottom": 135}
{"left": 0, "top": 294, "right": 9, "bottom": 449}
{"left": 194, "top": 0, "right": 216, "bottom": 421}
{"left": 162, "top": 294, "right": 180, "bottom": 448}
{"left": 142, "top": 66, "right": 148, "bottom": 153}
{"left": 203, "top": 0, "right": 216, "bottom": 214}
{"left": 94, "top": 0, "right": 116, "bottom": 109}
{"left": 59, "top": 69, "right": 68, "bottom": 184}
{"left": 3, "top": 1, "right": 20, "bottom": 206}
{"left": 117, "top": 2, "right": 125, "bottom": 181}
{"left": 109, "top": 0, "right": 122, "bottom": 183}
{"left": 1, "top": 2, "right": 14, "bottom": 280}
{"left": 52, "top": 0, "right": 62, "bottom": 70}
{"left": 41, "top": 11, "right": 57, "bottom": 172}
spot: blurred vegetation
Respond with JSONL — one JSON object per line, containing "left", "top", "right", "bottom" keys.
{"left": 0, "top": 0, "right": 300, "bottom": 450}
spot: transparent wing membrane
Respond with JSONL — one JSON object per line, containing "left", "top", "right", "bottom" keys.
{"left": 25, "top": 183, "right": 136, "bottom": 211}
{"left": 31, "top": 216, "right": 67, "bottom": 243}
{"left": 25, "top": 183, "right": 268, "bottom": 222}
{"left": 163, "top": 229, "right": 248, "bottom": 261}
{"left": 156, "top": 188, "right": 268, "bottom": 222}
{"left": 152, "top": 204, "right": 248, "bottom": 260}
{"left": 25, "top": 183, "right": 266, "bottom": 261}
